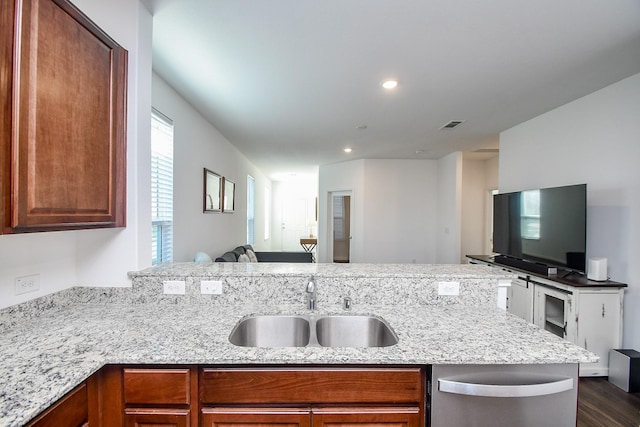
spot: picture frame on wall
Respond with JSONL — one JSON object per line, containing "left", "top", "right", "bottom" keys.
{"left": 203, "top": 168, "right": 222, "bottom": 212}
{"left": 223, "top": 178, "right": 235, "bottom": 213}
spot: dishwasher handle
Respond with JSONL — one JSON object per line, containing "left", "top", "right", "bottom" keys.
{"left": 438, "top": 377, "right": 573, "bottom": 398}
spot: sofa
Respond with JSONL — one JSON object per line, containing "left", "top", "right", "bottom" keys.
{"left": 214, "top": 244, "right": 313, "bottom": 263}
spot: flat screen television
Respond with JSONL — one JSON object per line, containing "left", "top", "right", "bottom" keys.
{"left": 492, "top": 184, "right": 587, "bottom": 273}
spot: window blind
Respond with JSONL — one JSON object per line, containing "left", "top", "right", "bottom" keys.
{"left": 247, "top": 175, "right": 255, "bottom": 245}
{"left": 151, "top": 109, "right": 174, "bottom": 264}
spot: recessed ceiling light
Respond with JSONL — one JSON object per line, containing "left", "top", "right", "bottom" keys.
{"left": 381, "top": 79, "right": 399, "bottom": 90}
{"left": 356, "top": 125, "right": 368, "bottom": 130}
{"left": 344, "top": 148, "right": 352, "bottom": 153}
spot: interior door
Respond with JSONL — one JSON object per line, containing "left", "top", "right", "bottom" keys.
{"left": 281, "top": 197, "right": 308, "bottom": 251}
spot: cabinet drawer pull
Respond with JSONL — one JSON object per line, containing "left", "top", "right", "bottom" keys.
{"left": 438, "top": 377, "right": 573, "bottom": 398}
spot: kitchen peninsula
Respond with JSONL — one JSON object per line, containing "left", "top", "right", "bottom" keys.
{"left": 0, "top": 263, "right": 596, "bottom": 426}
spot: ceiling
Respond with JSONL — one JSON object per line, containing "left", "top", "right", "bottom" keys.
{"left": 148, "top": 0, "right": 640, "bottom": 179}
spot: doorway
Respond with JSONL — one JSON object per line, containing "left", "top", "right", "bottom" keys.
{"left": 281, "top": 197, "right": 308, "bottom": 251}
{"left": 486, "top": 189, "right": 498, "bottom": 254}
{"left": 331, "top": 192, "right": 351, "bottom": 263}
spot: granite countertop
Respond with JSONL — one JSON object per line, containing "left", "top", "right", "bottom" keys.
{"left": 131, "top": 261, "right": 517, "bottom": 278}
{"left": 0, "top": 263, "right": 597, "bottom": 426}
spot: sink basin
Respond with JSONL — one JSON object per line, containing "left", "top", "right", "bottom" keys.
{"left": 229, "top": 314, "right": 398, "bottom": 348}
{"left": 315, "top": 315, "right": 398, "bottom": 347}
{"left": 229, "top": 315, "right": 310, "bottom": 347}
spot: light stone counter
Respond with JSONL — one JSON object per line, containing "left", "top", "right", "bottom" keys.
{"left": 0, "top": 263, "right": 596, "bottom": 427}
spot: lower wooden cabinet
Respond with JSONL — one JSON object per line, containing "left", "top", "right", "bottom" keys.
{"left": 25, "top": 382, "right": 89, "bottom": 427}
{"left": 121, "top": 366, "right": 198, "bottom": 427}
{"left": 25, "top": 365, "right": 427, "bottom": 427}
{"left": 201, "top": 407, "right": 311, "bottom": 427}
{"left": 313, "top": 407, "right": 421, "bottom": 427}
{"left": 201, "top": 406, "right": 421, "bottom": 427}
{"left": 124, "top": 408, "right": 191, "bottom": 427}
{"left": 200, "top": 367, "right": 425, "bottom": 427}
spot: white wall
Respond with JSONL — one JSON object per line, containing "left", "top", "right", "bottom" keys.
{"left": 319, "top": 158, "right": 449, "bottom": 264}
{"left": 461, "top": 155, "right": 500, "bottom": 260}
{"left": 485, "top": 156, "right": 499, "bottom": 189}
{"left": 0, "top": 0, "right": 152, "bottom": 308}
{"left": 317, "top": 160, "right": 365, "bottom": 263}
{"left": 362, "top": 160, "right": 438, "bottom": 263}
{"left": 499, "top": 72, "right": 640, "bottom": 349}
{"left": 152, "top": 73, "right": 272, "bottom": 261}
{"left": 461, "top": 158, "right": 488, "bottom": 261}
{"left": 318, "top": 157, "right": 498, "bottom": 264}
{"left": 436, "top": 152, "right": 463, "bottom": 263}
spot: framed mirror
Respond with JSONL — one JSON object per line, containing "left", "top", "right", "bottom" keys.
{"left": 203, "top": 168, "right": 222, "bottom": 212}
{"left": 223, "top": 178, "right": 235, "bottom": 213}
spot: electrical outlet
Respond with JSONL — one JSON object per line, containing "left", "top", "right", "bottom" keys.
{"left": 438, "top": 281, "right": 460, "bottom": 296}
{"left": 15, "top": 274, "right": 40, "bottom": 295}
{"left": 201, "top": 280, "right": 223, "bottom": 295}
{"left": 163, "top": 280, "right": 186, "bottom": 295}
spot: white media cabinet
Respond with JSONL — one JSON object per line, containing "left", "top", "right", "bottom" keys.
{"left": 467, "top": 255, "right": 626, "bottom": 377}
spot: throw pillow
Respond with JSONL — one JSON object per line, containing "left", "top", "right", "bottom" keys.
{"left": 246, "top": 249, "right": 258, "bottom": 263}
{"left": 238, "top": 253, "right": 250, "bottom": 263}
{"left": 193, "top": 251, "right": 212, "bottom": 263}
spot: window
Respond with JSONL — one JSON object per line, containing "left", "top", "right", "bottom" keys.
{"left": 247, "top": 175, "right": 255, "bottom": 245}
{"left": 521, "top": 189, "right": 540, "bottom": 240}
{"left": 151, "top": 109, "right": 174, "bottom": 264}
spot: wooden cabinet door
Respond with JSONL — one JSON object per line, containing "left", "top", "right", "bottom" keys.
{"left": 312, "top": 407, "right": 421, "bottom": 427}
{"left": 125, "top": 409, "right": 191, "bottom": 427}
{"left": 26, "top": 382, "right": 88, "bottom": 427}
{"left": 201, "top": 408, "right": 311, "bottom": 427}
{"left": 3, "top": 0, "right": 127, "bottom": 233}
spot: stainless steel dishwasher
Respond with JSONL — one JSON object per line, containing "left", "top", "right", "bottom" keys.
{"left": 430, "top": 364, "right": 578, "bottom": 427}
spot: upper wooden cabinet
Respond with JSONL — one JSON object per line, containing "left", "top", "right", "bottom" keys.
{"left": 1, "top": 0, "right": 127, "bottom": 234}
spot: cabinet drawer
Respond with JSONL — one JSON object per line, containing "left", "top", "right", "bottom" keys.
{"left": 124, "top": 408, "right": 191, "bottom": 427}
{"left": 124, "top": 368, "right": 191, "bottom": 405}
{"left": 201, "top": 407, "right": 311, "bottom": 427}
{"left": 201, "top": 367, "right": 423, "bottom": 404}
{"left": 313, "top": 407, "right": 422, "bottom": 427}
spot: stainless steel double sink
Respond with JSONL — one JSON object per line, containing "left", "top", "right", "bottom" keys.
{"left": 229, "top": 314, "right": 398, "bottom": 348}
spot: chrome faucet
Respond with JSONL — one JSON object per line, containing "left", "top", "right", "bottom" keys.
{"left": 306, "top": 275, "right": 317, "bottom": 310}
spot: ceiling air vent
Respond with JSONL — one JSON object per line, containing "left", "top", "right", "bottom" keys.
{"left": 473, "top": 148, "right": 499, "bottom": 153}
{"left": 440, "top": 120, "right": 465, "bottom": 130}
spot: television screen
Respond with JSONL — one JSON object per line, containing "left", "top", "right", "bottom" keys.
{"left": 493, "top": 184, "right": 587, "bottom": 272}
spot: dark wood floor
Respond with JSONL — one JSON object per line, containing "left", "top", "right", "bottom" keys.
{"left": 578, "top": 377, "right": 640, "bottom": 426}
